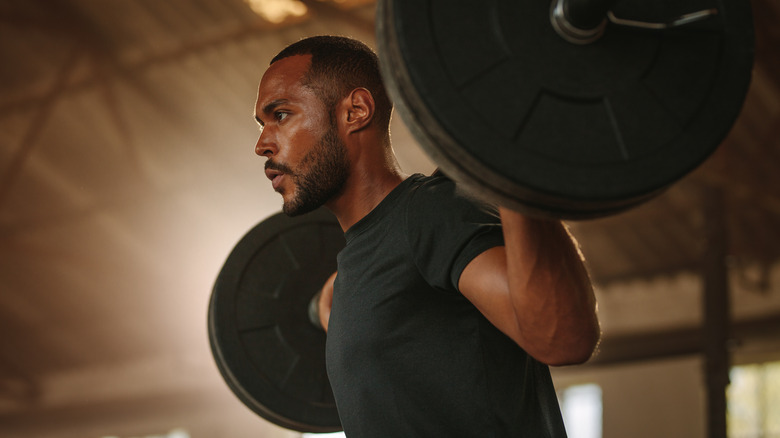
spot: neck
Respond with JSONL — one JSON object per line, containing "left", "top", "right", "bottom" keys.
{"left": 326, "top": 137, "right": 406, "bottom": 232}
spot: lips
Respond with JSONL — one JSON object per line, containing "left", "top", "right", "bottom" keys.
{"left": 265, "top": 168, "right": 284, "bottom": 191}
{"left": 265, "top": 161, "right": 294, "bottom": 192}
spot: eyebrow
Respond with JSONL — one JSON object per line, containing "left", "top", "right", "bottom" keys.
{"left": 255, "top": 99, "right": 290, "bottom": 126}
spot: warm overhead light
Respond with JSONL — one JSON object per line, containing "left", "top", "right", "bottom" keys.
{"left": 244, "top": 0, "right": 308, "bottom": 24}
{"left": 319, "top": 0, "right": 376, "bottom": 7}
{"left": 315, "top": 0, "right": 375, "bottom": 6}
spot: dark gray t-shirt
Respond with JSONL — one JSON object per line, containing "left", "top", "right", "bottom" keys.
{"left": 326, "top": 173, "right": 566, "bottom": 437}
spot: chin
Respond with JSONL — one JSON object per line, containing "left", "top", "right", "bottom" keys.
{"left": 283, "top": 206, "right": 309, "bottom": 217}
{"left": 282, "top": 199, "right": 308, "bottom": 217}
{"left": 282, "top": 197, "right": 324, "bottom": 217}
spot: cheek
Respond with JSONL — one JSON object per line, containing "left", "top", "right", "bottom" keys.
{"left": 286, "top": 123, "right": 328, "bottom": 162}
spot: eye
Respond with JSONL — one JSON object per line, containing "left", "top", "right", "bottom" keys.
{"left": 275, "top": 111, "right": 289, "bottom": 122}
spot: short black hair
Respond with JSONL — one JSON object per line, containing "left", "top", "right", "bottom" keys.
{"left": 271, "top": 36, "right": 393, "bottom": 133}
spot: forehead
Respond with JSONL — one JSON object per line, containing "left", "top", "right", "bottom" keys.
{"left": 255, "top": 55, "right": 319, "bottom": 110}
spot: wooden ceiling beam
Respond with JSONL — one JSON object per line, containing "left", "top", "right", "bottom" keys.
{"left": 0, "top": 1, "right": 376, "bottom": 117}
{"left": 298, "top": 0, "right": 375, "bottom": 37}
{"left": 588, "top": 313, "right": 780, "bottom": 367}
{"left": 695, "top": 171, "right": 780, "bottom": 217}
{"left": 0, "top": 48, "right": 83, "bottom": 211}
{"left": 0, "top": 19, "right": 274, "bottom": 117}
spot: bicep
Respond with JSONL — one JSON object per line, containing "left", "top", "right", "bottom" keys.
{"left": 457, "top": 246, "right": 523, "bottom": 345}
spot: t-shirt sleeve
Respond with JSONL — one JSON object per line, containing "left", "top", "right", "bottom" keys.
{"left": 404, "top": 176, "right": 505, "bottom": 293}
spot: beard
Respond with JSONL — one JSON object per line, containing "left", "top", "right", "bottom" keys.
{"left": 273, "top": 126, "right": 350, "bottom": 217}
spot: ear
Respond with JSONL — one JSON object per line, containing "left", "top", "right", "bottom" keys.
{"left": 340, "top": 88, "right": 375, "bottom": 134}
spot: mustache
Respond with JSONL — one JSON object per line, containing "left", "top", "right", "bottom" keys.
{"left": 265, "top": 160, "right": 294, "bottom": 175}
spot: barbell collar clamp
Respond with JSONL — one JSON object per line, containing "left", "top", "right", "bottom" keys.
{"left": 550, "top": 0, "right": 616, "bottom": 45}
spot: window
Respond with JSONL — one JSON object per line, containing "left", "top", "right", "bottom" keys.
{"left": 559, "top": 383, "right": 603, "bottom": 438}
{"left": 101, "top": 429, "right": 189, "bottom": 438}
{"left": 728, "top": 361, "right": 780, "bottom": 438}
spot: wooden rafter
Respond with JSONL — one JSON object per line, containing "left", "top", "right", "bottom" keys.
{"left": 0, "top": 48, "right": 83, "bottom": 211}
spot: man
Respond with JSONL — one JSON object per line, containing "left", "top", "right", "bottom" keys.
{"left": 254, "top": 36, "right": 599, "bottom": 437}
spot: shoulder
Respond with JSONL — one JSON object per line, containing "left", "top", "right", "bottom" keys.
{"left": 406, "top": 172, "right": 499, "bottom": 222}
{"left": 402, "top": 172, "right": 504, "bottom": 291}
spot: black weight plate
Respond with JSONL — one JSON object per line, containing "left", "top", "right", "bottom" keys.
{"left": 208, "top": 208, "right": 344, "bottom": 432}
{"left": 377, "top": 0, "right": 754, "bottom": 218}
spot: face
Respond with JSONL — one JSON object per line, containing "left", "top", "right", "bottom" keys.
{"left": 254, "top": 55, "right": 350, "bottom": 216}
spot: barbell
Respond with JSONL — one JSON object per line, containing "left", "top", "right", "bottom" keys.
{"left": 377, "top": 0, "right": 753, "bottom": 218}
{"left": 209, "top": 208, "right": 344, "bottom": 432}
{"left": 209, "top": 0, "right": 754, "bottom": 431}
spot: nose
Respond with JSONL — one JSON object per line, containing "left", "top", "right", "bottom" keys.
{"left": 254, "top": 128, "right": 277, "bottom": 157}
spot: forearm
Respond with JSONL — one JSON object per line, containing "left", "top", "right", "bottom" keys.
{"left": 500, "top": 207, "right": 600, "bottom": 365}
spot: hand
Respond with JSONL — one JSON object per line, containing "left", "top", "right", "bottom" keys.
{"left": 318, "top": 271, "right": 337, "bottom": 332}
